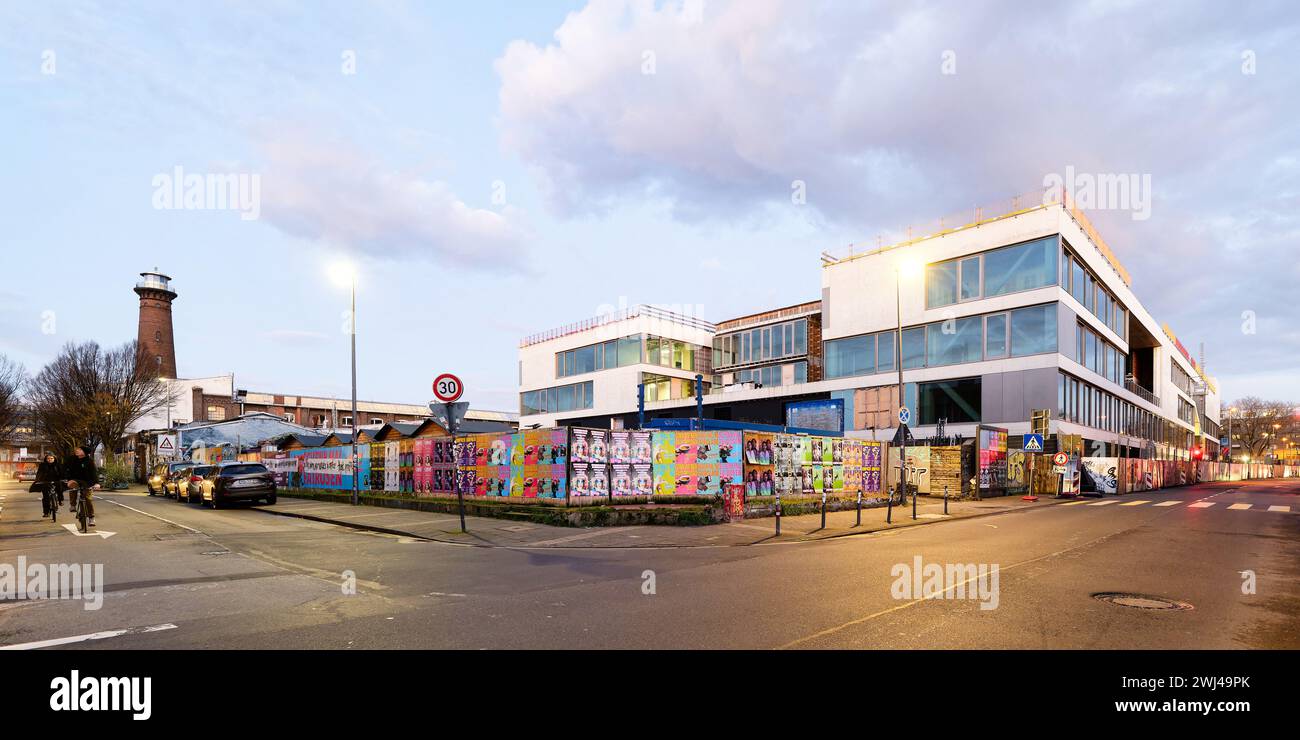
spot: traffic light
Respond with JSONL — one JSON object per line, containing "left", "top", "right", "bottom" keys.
{"left": 1192, "top": 447, "right": 1203, "bottom": 460}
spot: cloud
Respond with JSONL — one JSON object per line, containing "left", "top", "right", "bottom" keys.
{"left": 497, "top": 0, "right": 1300, "bottom": 397}
{"left": 257, "top": 133, "right": 531, "bottom": 271}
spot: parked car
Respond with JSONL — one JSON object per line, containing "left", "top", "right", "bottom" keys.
{"left": 164, "top": 463, "right": 195, "bottom": 500}
{"left": 187, "top": 465, "right": 218, "bottom": 504}
{"left": 201, "top": 461, "right": 277, "bottom": 509}
{"left": 148, "top": 462, "right": 184, "bottom": 495}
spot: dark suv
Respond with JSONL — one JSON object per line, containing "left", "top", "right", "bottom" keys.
{"left": 205, "top": 462, "right": 277, "bottom": 509}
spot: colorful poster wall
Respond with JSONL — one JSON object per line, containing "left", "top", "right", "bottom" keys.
{"left": 522, "top": 428, "right": 567, "bottom": 499}
{"left": 569, "top": 428, "right": 608, "bottom": 499}
{"left": 384, "top": 441, "right": 400, "bottom": 492}
{"left": 610, "top": 430, "right": 653, "bottom": 497}
{"left": 978, "top": 427, "right": 1008, "bottom": 492}
{"left": 458, "top": 431, "right": 568, "bottom": 499}
{"left": 261, "top": 452, "right": 296, "bottom": 487}
{"left": 862, "top": 441, "right": 883, "bottom": 495}
{"left": 651, "top": 430, "right": 743, "bottom": 496}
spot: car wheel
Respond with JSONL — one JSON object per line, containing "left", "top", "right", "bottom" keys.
{"left": 210, "top": 495, "right": 221, "bottom": 510}
{"left": 265, "top": 493, "right": 277, "bottom": 505}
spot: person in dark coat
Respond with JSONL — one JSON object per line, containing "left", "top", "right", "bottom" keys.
{"left": 33, "top": 452, "right": 64, "bottom": 516}
{"left": 63, "top": 446, "right": 100, "bottom": 526}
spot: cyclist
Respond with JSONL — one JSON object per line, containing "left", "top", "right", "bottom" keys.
{"left": 64, "top": 446, "right": 100, "bottom": 527}
{"left": 33, "top": 452, "right": 64, "bottom": 517}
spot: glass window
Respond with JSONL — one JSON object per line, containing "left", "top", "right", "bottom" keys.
{"left": 927, "top": 316, "right": 982, "bottom": 366}
{"left": 558, "top": 384, "right": 576, "bottom": 411}
{"left": 901, "top": 326, "right": 926, "bottom": 369}
{"left": 926, "top": 260, "right": 959, "bottom": 308}
{"left": 741, "top": 333, "right": 750, "bottom": 363}
{"left": 1009, "top": 304, "right": 1057, "bottom": 356}
{"left": 1084, "top": 274, "right": 1095, "bottom": 313}
{"left": 1058, "top": 373, "right": 1066, "bottom": 420}
{"left": 574, "top": 345, "right": 595, "bottom": 374}
{"left": 794, "top": 320, "right": 807, "bottom": 354}
{"left": 793, "top": 361, "right": 807, "bottom": 384}
{"left": 825, "top": 335, "right": 875, "bottom": 379}
{"left": 1072, "top": 261, "right": 1086, "bottom": 305}
{"left": 918, "top": 378, "right": 982, "bottom": 424}
{"left": 618, "top": 336, "right": 641, "bottom": 366}
{"left": 1104, "top": 344, "right": 1114, "bottom": 383}
{"left": 1061, "top": 251, "right": 1071, "bottom": 290}
{"left": 604, "top": 340, "right": 618, "bottom": 368}
{"left": 783, "top": 324, "right": 793, "bottom": 356}
{"left": 877, "top": 331, "right": 895, "bottom": 372}
{"left": 1085, "top": 331, "right": 1097, "bottom": 372}
{"left": 960, "top": 257, "right": 981, "bottom": 301}
{"left": 762, "top": 328, "right": 771, "bottom": 360}
{"left": 547, "top": 386, "right": 558, "bottom": 413}
{"left": 985, "top": 314, "right": 1007, "bottom": 358}
{"left": 984, "top": 236, "right": 1058, "bottom": 297}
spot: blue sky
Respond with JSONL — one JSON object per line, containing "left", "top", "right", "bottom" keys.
{"left": 2, "top": 0, "right": 1297, "bottom": 412}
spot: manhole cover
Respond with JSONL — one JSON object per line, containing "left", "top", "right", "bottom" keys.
{"left": 1093, "top": 592, "right": 1193, "bottom": 610}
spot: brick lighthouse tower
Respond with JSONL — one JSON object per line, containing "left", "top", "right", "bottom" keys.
{"left": 134, "top": 270, "right": 178, "bottom": 378}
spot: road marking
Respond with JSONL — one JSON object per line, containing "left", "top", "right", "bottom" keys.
{"left": 1061, "top": 500, "right": 1091, "bottom": 506}
{"left": 0, "top": 623, "right": 178, "bottom": 651}
{"left": 98, "top": 496, "right": 203, "bottom": 534}
{"left": 1227, "top": 503, "right": 1252, "bottom": 510}
{"left": 1119, "top": 500, "right": 1150, "bottom": 506}
{"left": 61, "top": 523, "right": 116, "bottom": 538}
{"left": 521, "top": 527, "right": 645, "bottom": 547}
{"left": 1087, "top": 500, "right": 1119, "bottom": 506}
{"left": 1153, "top": 501, "right": 1181, "bottom": 507}
{"left": 1189, "top": 502, "right": 1216, "bottom": 508}
{"left": 1268, "top": 505, "right": 1290, "bottom": 513}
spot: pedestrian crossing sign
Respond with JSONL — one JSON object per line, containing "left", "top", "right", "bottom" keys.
{"left": 1024, "top": 434, "right": 1044, "bottom": 452}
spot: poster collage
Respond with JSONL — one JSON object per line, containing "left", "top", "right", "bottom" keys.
{"left": 741, "top": 433, "right": 883, "bottom": 498}
{"left": 265, "top": 428, "right": 882, "bottom": 502}
{"left": 977, "top": 427, "right": 1009, "bottom": 491}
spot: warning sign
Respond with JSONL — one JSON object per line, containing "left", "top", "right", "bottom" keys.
{"left": 157, "top": 434, "right": 177, "bottom": 456}
{"left": 1023, "top": 434, "right": 1044, "bottom": 452}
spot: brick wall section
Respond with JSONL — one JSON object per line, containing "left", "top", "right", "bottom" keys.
{"left": 928, "top": 445, "right": 965, "bottom": 498}
{"left": 135, "top": 289, "right": 177, "bottom": 378}
{"left": 807, "top": 313, "right": 823, "bottom": 382}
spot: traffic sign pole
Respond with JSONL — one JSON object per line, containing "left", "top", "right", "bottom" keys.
{"left": 433, "top": 372, "right": 467, "bottom": 532}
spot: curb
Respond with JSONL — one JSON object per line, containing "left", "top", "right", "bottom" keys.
{"left": 250, "top": 493, "right": 1085, "bottom": 550}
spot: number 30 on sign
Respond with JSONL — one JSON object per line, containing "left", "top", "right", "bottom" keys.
{"left": 433, "top": 373, "right": 463, "bottom": 403}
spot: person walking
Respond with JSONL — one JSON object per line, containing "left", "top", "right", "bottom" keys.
{"left": 32, "top": 452, "right": 64, "bottom": 517}
{"left": 64, "top": 446, "right": 100, "bottom": 527}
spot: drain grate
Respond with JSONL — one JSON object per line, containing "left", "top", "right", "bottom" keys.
{"left": 1093, "top": 592, "right": 1193, "bottom": 610}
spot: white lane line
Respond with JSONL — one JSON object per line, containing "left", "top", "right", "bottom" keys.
{"left": 97, "top": 497, "right": 203, "bottom": 534}
{"left": 1062, "top": 500, "right": 1091, "bottom": 506}
{"left": 1087, "top": 500, "right": 1119, "bottom": 506}
{"left": 1189, "top": 502, "right": 1216, "bottom": 508}
{"left": 1268, "top": 505, "right": 1290, "bottom": 513}
{"left": 1227, "top": 503, "right": 1252, "bottom": 510}
{"left": 0, "top": 623, "right": 178, "bottom": 651}
{"left": 1153, "top": 501, "right": 1181, "bottom": 507}
{"left": 1119, "top": 500, "right": 1150, "bottom": 507}
{"left": 521, "top": 527, "right": 646, "bottom": 547}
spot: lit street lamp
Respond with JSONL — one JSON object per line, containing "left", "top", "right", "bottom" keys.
{"left": 329, "top": 260, "right": 360, "bottom": 506}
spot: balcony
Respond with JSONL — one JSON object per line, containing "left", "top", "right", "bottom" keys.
{"left": 1124, "top": 376, "right": 1160, "bottom": 407}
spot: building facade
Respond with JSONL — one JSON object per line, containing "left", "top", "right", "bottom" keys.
{"left": 518, "top": 193, "right": 1222, "bottom": 462}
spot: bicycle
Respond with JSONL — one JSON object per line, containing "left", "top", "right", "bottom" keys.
{"left": 68, "top": 483, "right": 97, "bottom": 533}
{"left": 43, "top": 481, "right": 59, "bottom": 524}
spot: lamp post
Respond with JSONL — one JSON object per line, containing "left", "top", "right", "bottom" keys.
{"left": 330, "top": 260, "right": 360, "bottom": 506}
{"left": 893, "top": 258, "right": 921, "bottom": 507}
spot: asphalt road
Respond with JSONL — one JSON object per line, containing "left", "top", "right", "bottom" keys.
{"left": 1, "top": 477, "right": 1297, "bottom": 649}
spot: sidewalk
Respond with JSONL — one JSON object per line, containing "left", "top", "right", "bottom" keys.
{"left": 252, "top": 493, "right": 1067, "bottom": 549}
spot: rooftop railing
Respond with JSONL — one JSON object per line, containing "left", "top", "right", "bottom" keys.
{"left": 520, "top": 304, "right": 715, "bottom": 347}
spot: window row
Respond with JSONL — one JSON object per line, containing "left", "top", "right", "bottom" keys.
{"left": 642, "top": 373, "right": 706, "bottom": 403}
{"left": 713, "top": 319, "right": 808, "bottom": 368}
{"left": 1178, "top": 397, "right": 1197, "bottom": 425}
{"left": 1171, "top": 362, "right": 1194, "bottom": 396}
{"left": 725, "top": 361, "right": 808, "bottom": 388}
{"left": 925, "top": 235, "right": 1059, "bottom": 308}
{"left": 1062, "top": 241, "right": 1128, "bottom": 342}
{"left": 520, "top": 381, "right": 595, "bottom": 416}
{"left": 1074, "top": 322, "right": 1126, "bottom": 385}
{"left": 646, "top": 336, "right": 710, "bottom": 374}
{"left": 556, "top": 336, "right": 642, "bottom": 378}
{"left": 1058, "top": 372, "right": 1195, "bottom": 451}
{"left": 825, "top": 303, "right": 1058, "bottom": 379}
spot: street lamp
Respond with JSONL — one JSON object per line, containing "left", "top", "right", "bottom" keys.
{"left": 328, "top": 259, "right": 360, "bottom": 506}
{"left": 893, "top": 257, "right": 922, "bottom": 507}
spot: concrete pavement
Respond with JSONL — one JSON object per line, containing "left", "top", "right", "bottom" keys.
{"left": 1, "top": 477, "right": 1296, "bottom": 649}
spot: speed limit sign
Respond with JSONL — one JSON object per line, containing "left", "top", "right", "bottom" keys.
{"left": 432, "top": 373, "right": 464, "bottom": 403}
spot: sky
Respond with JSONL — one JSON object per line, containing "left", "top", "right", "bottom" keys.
{"left": 1, "top": 0, "right": 1297, "bottom": 413}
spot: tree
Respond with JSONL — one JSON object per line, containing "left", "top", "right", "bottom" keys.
{"left": 1226, "top": 396, "right": 1298, "bottom": 462}
{"left": 0, "top": 354, "right": 25, "bottom": 445}
{"left": 26, "top": 340, "right": 178, "bottom": 460}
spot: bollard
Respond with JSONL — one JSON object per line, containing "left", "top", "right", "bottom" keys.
{"left": 944, "top": 485, "right": 949, "bottom": 515}
{"left": 886, "top": 485, "right": 893, "bottom": 524}
{"left": 855, "top": 491, "right": 862, "bottom": 527}
{"left": 820, "top": 497, "right": 826, "bottom": 529}
{"left": 775, "top": 492, "right": 782, "bottom": 537}
{"left": 912, "top": 487, "right": 917, "bottom": 520}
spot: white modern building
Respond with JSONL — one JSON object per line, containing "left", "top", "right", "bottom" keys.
{"left": 517, "top": 192, "right": 1222, "bottom": 462}
{"left": 517, "top": 305, "right": 715, "bottom": 428}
